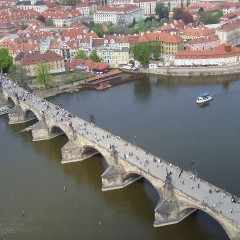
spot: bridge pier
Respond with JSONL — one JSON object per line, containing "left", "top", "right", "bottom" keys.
{"left": 154, "top": 197, "right": 196, "bottom": 227}
{"left": 101, "top": 165, "right": 142, "bottom": 191}
{"left": 154, "top": 175, "right": 196, "bottom": 227}
{"left": 32, "top": 121, "right": 51, "bottom": 141}
{"left": 61, "top": 140, "right": 98, "bottom": 164}
{"left": 8, "top": 105, "right": 37, "bottom": 124}
{"left": 8, "top": 106, "right": 26, "bottom": 124}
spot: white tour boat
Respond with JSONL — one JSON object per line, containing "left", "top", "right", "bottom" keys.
{"left": 196, "top": 92, "right": 213, "bottom": 104}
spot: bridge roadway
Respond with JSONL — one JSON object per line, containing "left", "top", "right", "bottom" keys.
{"left": 2, "top": 77, "right": 240, "bottom": 238}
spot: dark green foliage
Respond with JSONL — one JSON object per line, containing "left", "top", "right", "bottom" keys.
{"left": 0, "top": 48, "right": 13, "bottom": 74}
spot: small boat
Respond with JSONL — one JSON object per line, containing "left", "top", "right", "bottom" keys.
{"left": 196, "top": 92, "right": 213, "bottom": 104}
{"left": 96, "top": 82, "right": 111, "bottom": 91}
{"left": 0, "top": 106, "right": 9, "bottom": 116}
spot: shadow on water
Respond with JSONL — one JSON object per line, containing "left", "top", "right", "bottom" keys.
{"left": 13, "top": 128, "right": 228, "bottom": 240}
{"left": 149, "top": 73, "right": 240, "bottom": 88}
{"left": 134, "top": 78, "right": 152, "bottom": 100}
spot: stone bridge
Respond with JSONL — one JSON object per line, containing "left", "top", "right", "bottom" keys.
{"left": 2, "top": 78, "right": 240, "bottom": 240}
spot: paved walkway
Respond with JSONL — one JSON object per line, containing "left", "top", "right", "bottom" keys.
{"left": 2, "top": 77, "right": 240, "bottom": 225}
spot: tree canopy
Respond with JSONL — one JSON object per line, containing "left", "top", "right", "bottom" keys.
{"left": 155, "top": 3, "right": 169, "bottom": 20}
{"left": 132, "top": 43, "right": 151, "bottom": 68}
{"left": 198, "top": 9, "right": 223, "bottom": 24}
{"left": 36, "top": 15, "right": 45, "bottom": 23}
{"left": 0, "top": 48, "right": 13, "bottom": 74}
{"left": 9, "top": 65, "right": 29, "bottom": 88}
{"left": 61, "top": 0, "right": 80, "bottom": 6}
{"left": 75, "top": 50, "right": 88, "bottom": 60}
{"left": 173, "top": 8, "right": 194, "bottom": 24}
{"left": 45, "top": 19, "right": 54, "bottom": 26}
{"left": 35, "top": 62, "right": 51, "bottom": 89}
{"left": 89, "top": 50, "right": 101, "bottom": 62}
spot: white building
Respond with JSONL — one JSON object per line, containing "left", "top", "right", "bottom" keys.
{"left": 174, "top": 44, "right": 240, "bottom": 67}
{"left": 112, "top": 0, "right": 156, "bottom": 15}
{"left": 216, "top": 20, "right": 240, "bottom": 46}
{"left": 76, "top": 3, "right": 90, "bottom": 16}
{"left": 14, "top": 0, "right": 48, "bottom": 13}
{"left": 133, "top": 0, "right": 156, "bottom": 15}
{"left": 93, "top": 5, "right": 144, "bottom": 24}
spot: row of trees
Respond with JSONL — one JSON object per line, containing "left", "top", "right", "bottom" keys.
{"left": 75, "top": 49, "right": 102, "bottom": 62}
{"left": 198, "top": 8, "right": 223, "bottom": 24}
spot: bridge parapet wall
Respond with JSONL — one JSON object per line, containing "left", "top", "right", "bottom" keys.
{"left": 2, "top": 80, "right": 240, "bottom": 240}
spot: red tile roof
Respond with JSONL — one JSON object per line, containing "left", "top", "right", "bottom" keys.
{"left": 176, "top": 44, "right": 240, "bottom": 59}
{"left": 218, "top": 20, "right": 240, "bottom": 32}
{"left": 19, "top": 51, "right": 63, "bottom": 65}
{"left": 137, "top": 32, "right": 183, "bottom": 44}
{"left": 69, "top": 59, "right": 109, "bottom": 71}
{"left": 187, "top": 35, "right": 219, "bottom": 44}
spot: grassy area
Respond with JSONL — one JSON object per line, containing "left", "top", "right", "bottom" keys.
{"left": 29, "top": 70, "right": 95, "bottom": 90}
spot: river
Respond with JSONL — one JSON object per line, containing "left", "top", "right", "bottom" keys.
{"left": 1, "top": 74, "right": 240, "bottom": 240}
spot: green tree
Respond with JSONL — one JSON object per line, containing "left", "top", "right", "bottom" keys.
{"left": 89, "top": 50, "right": 101, "bottom": 62}
{"left": 93, "top": 25, "right": 103, "bottom": 37}
{"left": 45, "top": 19, "right": 54, "bottom": 26}
{"left": 198, "top": 10, "right": 223, "bottom": 24}
{"left": 107, "top": 24, "right": 117, "bottom": 35}
{"left": 9, "top": 65, "right": 29, "bottom": 88}
{"left": 61, "top": 0, "right": 80, "bottom": 5}
{"left": 155, "top": 3, "right": 169, "bottom": 20}
{"left": 35, "top": 62, "right": 51, "bottom": 89}
{"left": 132, "top": 43, "right": 151, "bottom": 67}
{"left": 0, "top": 48, "right": 13, "bottom": 75}
{"left": 20, "top": 22, "right": 28, "bottom": 30}
{"left": 75, "top": 50, "right": 88, "bottom": 60}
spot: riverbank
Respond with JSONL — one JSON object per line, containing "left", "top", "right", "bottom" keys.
{"left": 33, "top": 72, "right": 145, "bottom": 98}
{"left": 141, "top": 64, "right": 240, "bottom": 76}
{"left": 25, "top": 64, "right": 240, "bottom": 99}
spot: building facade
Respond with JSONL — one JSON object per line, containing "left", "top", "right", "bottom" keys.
{"left": 93, "top": 5, "right": 144, "bottom": 24}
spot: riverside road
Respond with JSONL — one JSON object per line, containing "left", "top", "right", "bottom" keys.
{"left": 2, "top": 76, "right": 240, "bottom": 238}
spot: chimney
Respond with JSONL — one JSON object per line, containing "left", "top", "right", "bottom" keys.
{"left": 225, "top": 45, "right": 231, "bottom": 52}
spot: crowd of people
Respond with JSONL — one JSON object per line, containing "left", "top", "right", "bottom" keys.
{"left": 1, "top": 76, "right": 239, "bottom": 223}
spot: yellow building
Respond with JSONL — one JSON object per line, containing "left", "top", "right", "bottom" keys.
{"left": 113, "top": 48, "right": 130, "bottom": 67}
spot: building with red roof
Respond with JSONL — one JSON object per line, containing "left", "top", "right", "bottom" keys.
{"left": 15, "top": 50, "right": 65, "bottom": 76}
{"left": 186, "top": 35, "right": 220, "bottom": 50}
{"left": 0, "top": 23, "right": 16, "bottom": 35}
{"left": 174, "top": 43, "right": 240, "bottom": 67}
{"left": 136, "top": 31, "right": 184, "bottom": 61}
{"left": 216, "top": 20, "right": 240, "bottom": 46}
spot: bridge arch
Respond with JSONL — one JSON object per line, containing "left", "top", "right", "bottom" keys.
{"left": 24, "top": 109, "right": 38, "bottom": 121}
{"left": 50, "top": 125, "right": 70, "bottom": 140}
{"left": 81, "top": 145, "right": 112, "bottom": 166}
{"left": 122, "top": 170, "right": 163, "bottom": 198}
{"left": 7, "top": 96, "right": 16, "bottom": 106}
{"left": 179, "top": 205, "right": 232, "bottom": 239}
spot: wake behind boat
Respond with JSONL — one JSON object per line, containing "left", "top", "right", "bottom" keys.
{"left": 196, "top": 92, "right": 213, "bottom": 104}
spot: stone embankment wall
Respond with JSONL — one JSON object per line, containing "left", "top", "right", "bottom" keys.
{"left": 141, "top": 65, "right": 240, "bottom": 76}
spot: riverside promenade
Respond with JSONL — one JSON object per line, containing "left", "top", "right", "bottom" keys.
{"left": 143, "top": 64, "right": 240, "bottom": 76}
{"left": 1, "top": 77, "right": 240, "bottom": 239}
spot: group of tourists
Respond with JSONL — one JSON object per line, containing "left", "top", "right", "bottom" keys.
{"left": 1, "top": 76, "right": 239, "bottom": 220}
